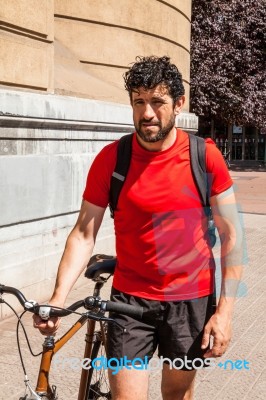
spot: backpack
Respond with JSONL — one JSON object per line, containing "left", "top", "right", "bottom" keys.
{"left": 109, "top": 133, "right": 216, "bottom": 247}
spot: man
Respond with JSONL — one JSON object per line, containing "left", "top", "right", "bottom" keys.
{"left": 34, "top": 56, "right": 243, "bottom": 400}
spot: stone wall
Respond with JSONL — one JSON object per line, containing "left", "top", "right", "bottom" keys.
{"left": 0, "top": 0, "right": 54, "bottom": 91}
{"left": 0, "top": 91, "right": 133, "bottom": 318}
{"left": 0, "top": 0, "right": 192, "bottom": 105}
{"left": 54, "top": 0, "right": 192, "bottom": 107}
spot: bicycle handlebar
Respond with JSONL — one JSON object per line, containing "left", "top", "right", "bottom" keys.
{"left": 0, "top": 284, "right": 28, "bottom": 305}
{"left": 0, "top": 284, "right": 143, "bottom": 320}
{"left": 104, "top": 300, "right": 143, "bottom": 318}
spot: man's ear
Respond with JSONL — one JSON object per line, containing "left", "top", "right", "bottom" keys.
{"left": 174, "top": 95, "right": 185, "bottom": 115}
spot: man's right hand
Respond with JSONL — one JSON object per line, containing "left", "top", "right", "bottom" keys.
{"left": 33, "top": 303, "right": 61, "bottom": 335}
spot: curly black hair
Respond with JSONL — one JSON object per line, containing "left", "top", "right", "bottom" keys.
{"left": 124, "top": 56, "right": 185, "bottom": 103}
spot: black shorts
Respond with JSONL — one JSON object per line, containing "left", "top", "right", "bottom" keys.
{"left": 106, "top": 287, "right": 216, "bottom": 371}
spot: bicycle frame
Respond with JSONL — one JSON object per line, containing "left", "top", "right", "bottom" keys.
{"left": 34, "top": 281, "right": 107, "bottom": 400}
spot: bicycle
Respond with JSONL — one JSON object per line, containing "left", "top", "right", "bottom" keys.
{"left": 0, "top": 254, "right": 143, "bottom": 400}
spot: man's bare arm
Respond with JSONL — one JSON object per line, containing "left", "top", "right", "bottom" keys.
{"left": 33, "top": 200, "right": 106, "bottom": 334}
{"left": 202, "top": 186, "right": 243, "bottom": 357}
{"left": 50, "top": 200, "right": 106, "bottom": 306}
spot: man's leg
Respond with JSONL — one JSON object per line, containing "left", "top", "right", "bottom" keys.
{"left": 108, "top": 369, "right": 149, "bottom": 400}
{"left": 158, "top": 294, "right": 216, "bottom": 400}
{"left": 107, "top": 288, "right": 159, "bottom": 399}
{"left": 161, "top": 365, "right": 196, "bottom": 400}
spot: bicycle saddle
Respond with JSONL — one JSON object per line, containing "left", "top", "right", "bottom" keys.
{"left": 85, "top": 254, "right": 116, "bottom": 281}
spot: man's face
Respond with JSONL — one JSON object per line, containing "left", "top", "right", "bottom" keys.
{"left": 131, "top": 84, "right": 181, "bottom": 143}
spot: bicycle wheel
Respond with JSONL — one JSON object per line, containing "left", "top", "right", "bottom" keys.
{"left": 86, "top": 328, "right": 111, "bottom": 400}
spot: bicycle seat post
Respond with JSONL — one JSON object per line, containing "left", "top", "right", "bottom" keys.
{"left": 92, "top": 281, "right": 105, "bottom": 297}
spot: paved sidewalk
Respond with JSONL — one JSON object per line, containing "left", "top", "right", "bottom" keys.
{"left": 231, "top": 171, "right": 266, "bottom": 214}
{"left": 0, "top": 171, "right": 265, "bottom": 399}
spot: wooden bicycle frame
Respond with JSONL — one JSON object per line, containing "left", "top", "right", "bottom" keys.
{"left": 35, "top": 281, "right": 106, "bottom": 400}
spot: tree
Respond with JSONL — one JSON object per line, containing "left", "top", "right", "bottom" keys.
{"left": 190, "top": 0, "right": 266, "bottom": 128}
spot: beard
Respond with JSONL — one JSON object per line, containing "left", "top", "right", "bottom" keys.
{"left": 135, "top": 115, "right": 176, "bottom": 143}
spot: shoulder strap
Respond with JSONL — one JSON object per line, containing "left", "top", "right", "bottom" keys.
{"left": 109, "top": 133, "right": 133, "bottom": 218}
{"left": 189, "top": 134, "right": 209, "bottom": 207}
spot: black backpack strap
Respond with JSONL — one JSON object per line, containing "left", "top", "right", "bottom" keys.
{"left": 189, "top": 134, "right": 209, "bottom": 207}
{"left": 109, "top": 133, "right": 133, "bottom": 218}
{"left": 189, "top": 134, "right": 216, "bottom": 247}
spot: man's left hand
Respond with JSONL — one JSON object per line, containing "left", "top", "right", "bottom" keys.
{"left": 201, "top": 312, "right": 232, "bottom": 358}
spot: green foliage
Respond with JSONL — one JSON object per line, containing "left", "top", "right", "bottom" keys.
{"left": 190, "top": 0, "right": 266, "bottom": 128}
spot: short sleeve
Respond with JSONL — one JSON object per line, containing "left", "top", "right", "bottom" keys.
{"left": 83, "top": 141, "right": 118, "bottom": 208}
{"left": 205, "top": 139, "right": 233, "bottom": 197}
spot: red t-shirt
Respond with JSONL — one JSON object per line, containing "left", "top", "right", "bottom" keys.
{"left": 83, "top": 129, "right": 233, "bottom": 300}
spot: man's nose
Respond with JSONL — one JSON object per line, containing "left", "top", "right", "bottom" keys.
{"left": 142, "top": 103, "right": 156, "bottom": 119}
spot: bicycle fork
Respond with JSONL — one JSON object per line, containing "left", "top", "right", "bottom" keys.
{"left": 19, "top": 377, "right": 54, "bottom": 400}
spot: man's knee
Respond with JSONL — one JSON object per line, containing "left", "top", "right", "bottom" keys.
{"left": 161, "top": 367, "right": 196, "bottom": 400}
{"left": 108, "top": 368, "right": 149, "bottom": 400}
{"left": 162, "top": 386, "right": 194, "bottom": 400}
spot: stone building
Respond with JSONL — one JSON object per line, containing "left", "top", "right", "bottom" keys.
{"left": 0, "top": 0, "right": 197, "bottom": 318}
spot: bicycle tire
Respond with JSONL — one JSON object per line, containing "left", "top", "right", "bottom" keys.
{"left": 86, "top": 329, "right": 111, "bottom": 400}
